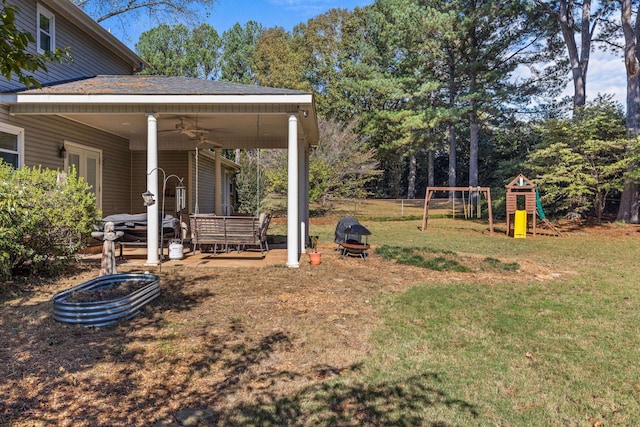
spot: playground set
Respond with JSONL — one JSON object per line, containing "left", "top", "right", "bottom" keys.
{"left": 420, "top": 174, "right": 559, "bottom": 237}
{"left": 505, "top": 174, "right": 559, "bottom": 238}
{"left": 421, "top": 186, "right": 494, "bottom": 233}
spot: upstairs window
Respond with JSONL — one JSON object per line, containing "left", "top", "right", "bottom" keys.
{"left": 37, "top": 4, "right": 55, "bottom": 54}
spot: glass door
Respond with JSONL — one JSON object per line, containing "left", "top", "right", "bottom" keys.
{"left": 64, "top": 142, "right": 102, "bottom": 209}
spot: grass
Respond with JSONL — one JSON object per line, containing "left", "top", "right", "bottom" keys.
{"left": 484, "top": 256, "right": 520, "bottom": 271}
{"left": 375, "top": 245, "right": 470, "bottom": 272}
{"left": 304, "top": 201, "right": 640, "bottom": 425}
{"left": 363, "top": 281, "right": 639, "bottom": 424}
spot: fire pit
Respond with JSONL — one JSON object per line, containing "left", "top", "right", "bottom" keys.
{"left": 53, "top": 273, "right": 160, "bottom": 327}
{"left": 334, "top": 216, "right": 372, "bottom": 260}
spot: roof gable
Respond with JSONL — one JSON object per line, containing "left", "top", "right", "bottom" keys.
{"left": 505, "top": 174, "right": 536, "bottom": 189}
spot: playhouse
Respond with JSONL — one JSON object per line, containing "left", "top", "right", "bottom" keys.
{"left": 505, "top": 174, "right": 560, "bottom": 238}
{"left": 505, "top": 174, "right": 537, "bottom": 237}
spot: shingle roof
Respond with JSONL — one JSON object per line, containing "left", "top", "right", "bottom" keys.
{"left": 18, "top": 75, "right": 310, "bottom": 96}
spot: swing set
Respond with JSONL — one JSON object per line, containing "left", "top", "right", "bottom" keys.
{"left": 421, "top": 186, "right": 494, "bottom": 233}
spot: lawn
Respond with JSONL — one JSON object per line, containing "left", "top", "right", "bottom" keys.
{"left": 2, "top": 201, "right": 639, "bottom": 425}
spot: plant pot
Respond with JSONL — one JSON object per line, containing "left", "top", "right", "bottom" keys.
{"left": 309, "top": 252, "right": 322, "bottom": 265}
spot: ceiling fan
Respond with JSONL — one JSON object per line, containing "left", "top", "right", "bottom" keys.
{"left": 159, "top": 117, "right": 209, "bottom": 138}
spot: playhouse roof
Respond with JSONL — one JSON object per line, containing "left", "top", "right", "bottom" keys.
{"left": 506, "top": 174, "right": 536, "bottom": 189}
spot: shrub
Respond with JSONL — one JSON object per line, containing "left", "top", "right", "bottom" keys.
{"left": 0, "top": 162, "right": 99, "bottom": 279}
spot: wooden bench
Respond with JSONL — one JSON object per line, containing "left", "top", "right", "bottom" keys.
{"left": 190, "top": 214, "right": 270, "bottom": 255}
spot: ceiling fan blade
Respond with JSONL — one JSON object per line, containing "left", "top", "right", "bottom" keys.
{"left": 183, "top": 129, "right": 196, "bottom": 138}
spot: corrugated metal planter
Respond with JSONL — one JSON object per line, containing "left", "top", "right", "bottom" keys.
{"left": 53, "top": 273, "right": 160, "bottom": 327}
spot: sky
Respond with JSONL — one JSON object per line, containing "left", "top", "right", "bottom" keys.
{"left": 103, "top": 0, "right": 627, "bottom": 109}
{"left": 108, "top": 0, "right": 373, "bottom": 48}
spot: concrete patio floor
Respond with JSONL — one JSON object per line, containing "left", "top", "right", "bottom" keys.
{"left": 81, "top": 244, "right": 289, "bottom": 269}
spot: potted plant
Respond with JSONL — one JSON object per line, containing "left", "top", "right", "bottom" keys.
{"left": 308, "top": 235, "right": 321, "bottom": 265}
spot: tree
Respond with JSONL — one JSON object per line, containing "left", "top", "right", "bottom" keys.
{"left": 135, "top": 24, "right": 195, "bottom": 76}
{"left": 235, "top": 150, "right": 268, "bottom": 215}
{"left": 350, "top": 0, "right": 549, "bottom": 199}
{"left": 1, "top": 0, "right": 68, "bottom": 88}
{"left": 452, "top": 0, "right": 551, "bottom": 191}
{"left": 72, "top": 0, "right": 215, "bottom": 24}
{"left": 293, "top": 8, "right": 366, "bottom": 119}
{"left": 534, "top": 0, "right": 616, "bottom": 110}
{"left": 219, "top": 21, "right": 262, "bottom": 84}
{"left": 616, "top": 0, "right": 640, "bottom": 222}
{"left": 263, "top": 119, "right": 380, "bottom": 204}
{"left": 252, "top": 27, "right": 310, "bottom": 90}
{"left": 188, "top": 23, "right": 222, "bottom": 80}
{"left": 527, "top": 96, "right": 631, "bottom": 222}
{"left": 135, "top": 23, "right": 221, "bottom": 79}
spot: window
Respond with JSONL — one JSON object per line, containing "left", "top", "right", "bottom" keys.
{"left": 64, "top": 142, "right": 102, "bottom": 209}
{"left": 0, "top": 123, "right": 24, "bottom": 168}
{"left": 37, "top": 4, "right": 55, "bottom": 54}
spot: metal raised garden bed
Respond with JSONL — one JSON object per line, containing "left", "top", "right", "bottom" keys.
{"left": 53, "top": 273, "right": 160, "bottom": 327}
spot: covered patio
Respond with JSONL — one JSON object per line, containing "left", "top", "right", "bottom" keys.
{"left": 83, "top": 243, "right": 290, "bottom": 268}
{"left": 3, "top": 75, "right": 319, "bottom": 268}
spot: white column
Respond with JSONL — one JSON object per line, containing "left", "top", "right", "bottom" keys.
{"left": 287, "top": 113, "right": 300, "bottom": 267}
{"left": 145, "top": 113, "right": 159, "bottom": 266}
{"left": 299, "top": 140, "right": 306, "bottom": 254}
{"left": 303, "top": 146, "right": 310, "bottom": 250}
{"left": 214, "top": 148, "right": 222, "bottom": 215}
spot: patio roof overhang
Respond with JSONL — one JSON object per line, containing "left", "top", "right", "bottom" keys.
{"left": 1, "top": 76, "right": 318, "bottom": 268}
{"left": 2, "top": 75, "right": 319, "bottom": 150}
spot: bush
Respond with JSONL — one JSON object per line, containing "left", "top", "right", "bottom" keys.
{"left": 0, "top": 162, "right": 99, "bottom": 279}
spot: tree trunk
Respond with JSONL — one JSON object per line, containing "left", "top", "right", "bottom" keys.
{"left": 469, "top": 109, "right": 479, "bottom": 189}
{"left": 468, "top": 18, "right": 479, "bottom": 192}
{"left": 448, "top": 124, "right": 456, "bottom": 189}
{"left": 618, "top": 0, "right": 640, "bottom": 223}
{"left": 617, "top": 182, "right": 639, "bottom": 223}
{"left": 447, "top": 47, "right": 457, "bottom": 202}
{"left": 407, "top": 151, "right": 417, "bottom": 199}
{"left": 428, "top": 149, "right": 435, "bottom": 187}
{"left": 536, "top": 0, "right": 592, "bottom": 110}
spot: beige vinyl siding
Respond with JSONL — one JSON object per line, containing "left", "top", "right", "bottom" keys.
{"left": 190, "top": 151, "right": 215, "bottom": 214}
{"left": 131, "top": 151, "right": 238, "bottom": 216}
{"left": 2, "top": 0, "right": 134, "bottom": 92}
{"left": 131, "top": 151, "right": 190, "bottom": 217}
{"left": 0, "top": 108, "right": 131, "bottom": 215}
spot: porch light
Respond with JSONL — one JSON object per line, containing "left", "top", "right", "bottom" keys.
{"left": 142, "top": 190, "right": 155, "bottom": 206}
{"left": 58, "top": 144, "right": 66, "bottom": 158}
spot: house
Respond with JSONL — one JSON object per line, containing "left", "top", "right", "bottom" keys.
{"left": 0, "top": 0, "right": 319, "bottom": 268}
